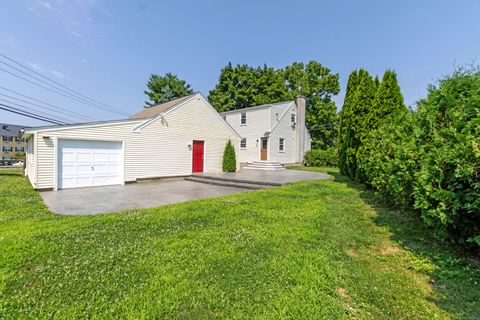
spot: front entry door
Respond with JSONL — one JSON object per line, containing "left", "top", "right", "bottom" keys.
{"left": 260, "top": 137, "right": 268, "bottom": 161}
{"left": 192, "top": 140, "right": 205, "bottom": 173}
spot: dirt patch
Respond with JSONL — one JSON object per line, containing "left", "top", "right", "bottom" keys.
{"left": 337, "top": 287, "right": 350, "bottom": 299}
{"left": 345, "top": 248, "right": 358, "bottom": 257}
{"left": 379, "top": 244, "right": 401, "bottom": 256}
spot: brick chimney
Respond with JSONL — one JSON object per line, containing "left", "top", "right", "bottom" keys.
{"left": 295, "top": 95, "right": 306, "bottom": 163}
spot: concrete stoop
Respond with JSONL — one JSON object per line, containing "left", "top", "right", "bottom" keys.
{"left": 186, "top": 174, "right": 281, "bottom": 190}
{"left": 242, "top": 161, "right": 286, "bottom": 171}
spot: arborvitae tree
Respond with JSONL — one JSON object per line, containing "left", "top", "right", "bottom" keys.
{"left": 338, "top": 69, "right": 376, "bottom": 180}
{"left": 370, "top": 70, "right": 407, "bottom": 125}
{"left": 374, "top": 75, "right": 380, "bottom": 91}
{"left": 338, "top": 70, "right": 359, "bottom": 175}
{"left": 222, "top": 140, "right": 237, "bottom": 172}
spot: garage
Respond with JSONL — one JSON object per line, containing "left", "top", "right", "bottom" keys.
{"left": 58, "top": 139, "right": 123, "bottom": 189}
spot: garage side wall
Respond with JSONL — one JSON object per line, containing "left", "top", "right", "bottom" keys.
{"left": 33, "top": 97, "right": 239, "bottom": 189}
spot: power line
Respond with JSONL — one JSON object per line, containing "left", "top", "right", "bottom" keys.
{"left": 0, "top": 51, "right": 129, "bottom": 115}
{"left": 0, "top": 103, "right": 66, "bottom": 125}
{"left": 0, "top": 67, "right": 128, "bottom": 116}
{"left": 0, "top": 89, "right": 96, "bottom": 122}
{"left": 0, "top": 98, "right": 73, "bottom": 124}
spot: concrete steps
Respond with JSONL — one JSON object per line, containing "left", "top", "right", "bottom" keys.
{"left": 243, "top": 161, "right": 286, "bottom": 171}
{"left": 185, "top": 175, "right": 279, "bottom": 190}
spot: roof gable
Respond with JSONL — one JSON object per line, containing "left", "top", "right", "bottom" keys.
{"left": 129, "top": 94, "right": 197, "bottom": 119}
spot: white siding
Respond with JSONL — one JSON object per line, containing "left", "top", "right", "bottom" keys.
{"left": 32, "top": 95, "right": 239, "bottom": 189}
{"left": 25, "top": 135, "right": 36, "bottom": 186}
{"left": 223, "top": 107, "right": 270, "bottom": 163}
{"left": 269, "top": 104, "right": 297, "bottom": 163}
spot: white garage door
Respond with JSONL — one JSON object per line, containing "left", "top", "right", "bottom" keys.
{"left": 58, "top": 139, "right": 123, "bottom": 189}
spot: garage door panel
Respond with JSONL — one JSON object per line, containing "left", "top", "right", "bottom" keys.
{"left": 58, "top": 139, "right": 123, "bottom": 189}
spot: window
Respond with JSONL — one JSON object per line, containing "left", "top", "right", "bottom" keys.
{"left": 240, "top": 112, "right": 246, "bottom": 125}
{"left": 15, "top": 147, "right": 24, "bottom": 152}
{"left": 290, "top": 113, "right": 296, "bottom": 126}
{"left": 3, "top": 136, "right": 13, "bottom": 142}
{"left": 15, "top": 137, "right": 24, "bottom": 142}
{"left": 279, "top": 138, "right": 285, "bottom": 151}
{"left": 240, "top": 138, "right": 247, "bottom": 149}
{"left": 3, "top": 147, "right": 13, "bottom": 152}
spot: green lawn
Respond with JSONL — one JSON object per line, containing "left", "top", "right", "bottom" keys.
{"left": 0, "top": 168, "right": 478, "bottom": 319}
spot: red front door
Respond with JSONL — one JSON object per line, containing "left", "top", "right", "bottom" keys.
{"left": 192, "top": 140, "right": 204, "bottom": 173}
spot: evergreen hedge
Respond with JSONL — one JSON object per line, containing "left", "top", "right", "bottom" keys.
{"left": 359, "top": 68, "right": 480, "bottom": 250}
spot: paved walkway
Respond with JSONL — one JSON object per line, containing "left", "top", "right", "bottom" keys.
{"left": 197, "top": 169, "right": 330, "bottom": 185}
{"left": 41, "top": 180, "right": 245, "bottom": 215}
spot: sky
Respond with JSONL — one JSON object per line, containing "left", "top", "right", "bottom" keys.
{"left": 0, "top": 0, "right": 479, "bottom": 127}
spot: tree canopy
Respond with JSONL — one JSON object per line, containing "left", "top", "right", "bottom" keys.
{"left": 208, "top": 61, "right": 340, "bottom": 149}
{"left": 208, "top": 63, "right": 286, "bottom": 112}
{"left": 144, "top": 73, "right": 193, "bottom": 107}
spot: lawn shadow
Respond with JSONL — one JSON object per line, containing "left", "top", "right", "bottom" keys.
{"left": 328, "top": 173, "right": 480, "bottom": 319}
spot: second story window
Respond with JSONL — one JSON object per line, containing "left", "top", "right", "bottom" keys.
{"left": 3, "top": 146, "right": 13, "bottom": 152}
{"left": 291, "top": 113, "right": 296, "bottom": 126}
{"left": 240, "top": 138, "right": 247, "bottom": 149}
{"left": 240, "top": 112, "right": 246, "bottom": 125}
{"left": 15, "top": 137, "right": 24, "bottom": 142}
{"left": 3, "top": 136, "right": 13, "bottom": 142}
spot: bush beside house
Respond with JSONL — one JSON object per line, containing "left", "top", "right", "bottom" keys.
{"left": 222, "top": 140, "right": 236, "bottom": 173}
{"left": 304, "top": 148, "right": 338, "bottom": 167}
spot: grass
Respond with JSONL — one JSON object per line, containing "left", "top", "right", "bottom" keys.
{"left": 0, "top": 168, "right": 478, "bottom": 319}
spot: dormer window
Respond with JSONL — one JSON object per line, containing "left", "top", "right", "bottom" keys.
{"left": 240, "top": 112, "right": 247, "bottom": 125}
{"left": 290, "top": 113, "right": 296, "bottom": 126}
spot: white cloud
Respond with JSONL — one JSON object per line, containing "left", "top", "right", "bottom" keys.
{"left": 26, "top": 61, "right": 44, "bottom": 72}
{"left": 30, "top": 0, "right": 108, "bottom": 46}
{"left": 50, "top": 70, "right": 65, "bottom": 78}
{"left": 36, "top": 1, "right": 52, "bottom": 9}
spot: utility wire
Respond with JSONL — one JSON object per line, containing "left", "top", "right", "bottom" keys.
{"left": 0, "top": 98, "right": 74, "bottom": 124}
{"left": 0, "top": 103, "right": 66, "bottom": 125}
{"left": 0, "top": 90, "right": 95, "bottom": 122}
{"left": 0, "top": 67, "right": 128, "bottom": 116}
{"left": 0, "top": 51, "right": 128, "bottom": 115}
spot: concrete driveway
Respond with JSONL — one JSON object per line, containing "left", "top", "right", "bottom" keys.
{"left": 41, "top": 179, "right": 246, "bottom": 215}
{"left": 41, "top": 169, "right": 330, "bottom": 215}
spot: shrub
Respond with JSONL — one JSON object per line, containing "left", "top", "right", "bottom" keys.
{"left": 358, "top": 113, "right": 418, "bottom": 208}
{"left": 412, "top": 69, "right": 480, "bottom": 246}
{"left": 360, "top": 67, "right": 480, "bottom": 249}
{"left": 304, "top": 148, "right": 338, "bottom": 167}
{"left": 222, "top": 140, "right": 237, "bottom": 172}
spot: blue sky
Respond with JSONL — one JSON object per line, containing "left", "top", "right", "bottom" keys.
{"left": 1, "top": 0, "right": 479, "bottom": 126}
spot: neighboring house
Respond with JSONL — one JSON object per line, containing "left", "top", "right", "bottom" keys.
{"left": 0, "top": 123, "right": 26, "bottom": 160}
{"left": 22, "top": 93, "right": 240, "bottom": 190}
{"left": 221, "top": 95, "right": 311, "bottom": 165}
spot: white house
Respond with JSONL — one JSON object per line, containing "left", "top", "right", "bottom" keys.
{"left": 22, "top": 93, "right": 240, "bottom": 190}
{"left": 221, "top": 95, "right": 311, "bottom": 165}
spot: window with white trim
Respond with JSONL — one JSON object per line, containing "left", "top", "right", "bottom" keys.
{"left": 3, "top": 146, "right": 13, "bottom": 152}
{"left": 15, "top": 147, "right": 24, "bottom": 152}
{"left": 290, "top": 113, "right": 296, "bottom": 126}
{"left": 240, "top": 138, "right": 247, "bottom": 149}
{"left": 3, "top": 136, "right": 13, "bottom": 142}
{"left": 279, "top": 138, "right": 285, "bottom": 151}
{"left": 240, "top": 112, "right": 246, "bottom": 125}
